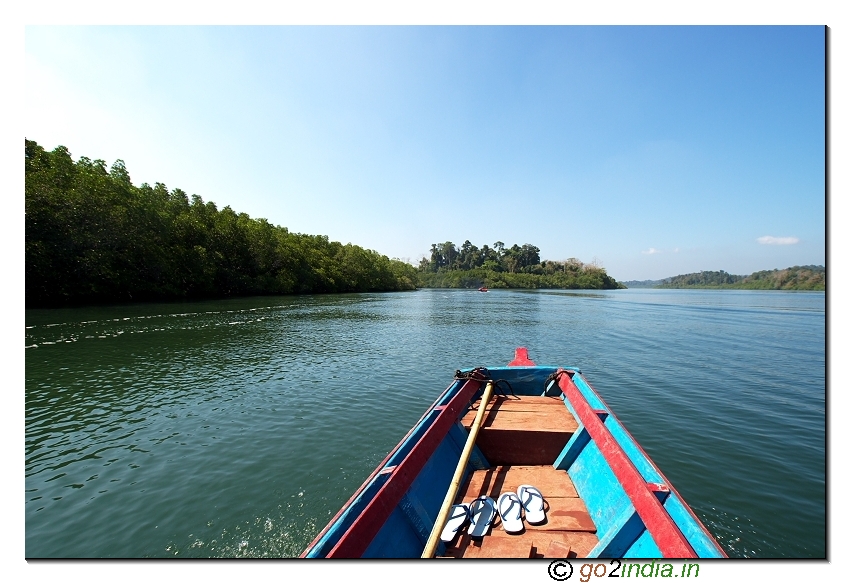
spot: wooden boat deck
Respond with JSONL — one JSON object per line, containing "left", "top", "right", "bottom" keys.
{"left": 460, "top": 395, "right": 579, "bottom": 466}
{"left": 440, "top": 395, "right": 599, "bottom": 558}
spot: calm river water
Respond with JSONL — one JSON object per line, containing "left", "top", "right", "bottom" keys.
{"left": 25, "top": 288, "right": 825, "bottom": 558}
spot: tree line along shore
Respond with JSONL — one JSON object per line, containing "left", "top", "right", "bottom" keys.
{"left": 27, "top": 140, "right": 817, "bottom": 308}
{"left": 26, "top": 140, "right": 418, "bottom": 308}
{"left": 623, "top": 266, "right": 825, "bottom": 291}
{"left": 26, "top": 140, "right": 623, "bottom": 308}
{"left": 416, "top": 241, "right": 623, "bottom": 290}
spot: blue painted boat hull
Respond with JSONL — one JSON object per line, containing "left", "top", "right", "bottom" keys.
{"left": 302, "top": 358, "right": 726, "bottom": 559}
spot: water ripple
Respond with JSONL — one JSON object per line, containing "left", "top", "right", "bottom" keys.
{"left": 26, "top": 290, "right": 824, "bottom": 557}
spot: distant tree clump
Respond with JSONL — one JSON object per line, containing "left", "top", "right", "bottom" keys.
{"left": 656, "top": 270, "right": 744, "bottom": 288}
{"left": 656, "top": 266, "right": 825, "bottom": 291}
{"left": 25, "top": 139, "right": 418, "bottom": 307}
{"left": 416, "top": 240, "right": 623, "bottom": 290}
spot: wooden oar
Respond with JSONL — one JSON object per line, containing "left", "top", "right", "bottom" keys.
{"left": 421, "top": 380, "right": 496, "bottom": 558}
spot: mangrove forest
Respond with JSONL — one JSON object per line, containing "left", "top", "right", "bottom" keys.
{"left": 25, "top": 140, "right": 418, "bottom": 308}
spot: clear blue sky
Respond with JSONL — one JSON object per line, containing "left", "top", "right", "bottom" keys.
{"left": 25, "top": 25, "right": 825, "bottom": 281}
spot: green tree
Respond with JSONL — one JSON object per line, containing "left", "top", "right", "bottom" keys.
{"left": 25, "top": 139, "right": 418, "bottom": 307}
{"left": 415, "top": 239, "right": 624, "bottom": 290}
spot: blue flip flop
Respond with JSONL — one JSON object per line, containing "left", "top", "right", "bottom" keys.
{"left": 497, "top": 492, "right": 524, "bottom": 533}
{"left": 518, "top": 484, "right": 546, "bottom": 524}
{"left": 440, "top": 503, "right": 470, "bottom": 543}
{"left": 467, "top": 496, "right": 496, "bottom": 538}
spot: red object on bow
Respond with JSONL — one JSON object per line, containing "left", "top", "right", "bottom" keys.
{"left": 508, "top": 347, "right": 535, "bottom": 366}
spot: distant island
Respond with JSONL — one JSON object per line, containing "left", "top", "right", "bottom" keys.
{"left": 625, "top": 266, "right": 824, "bottom": 291}
{"left": 417, "top": 241, "right": 624, "bottom": 290}
{"left": 620, "top": 279, "right": 663, "bottom": 289}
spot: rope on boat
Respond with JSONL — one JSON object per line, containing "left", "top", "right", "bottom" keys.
{"left": 454, "top": 368, "right": 516, "bottom": 398}
{"left": 543, "top": 369, "right": 574, "bottom": 396}
{"left": 492, "top": 379, "right": 516, "bottom": 397}
{"left": 453, "top": 367, "right": 489, "bottom": 381}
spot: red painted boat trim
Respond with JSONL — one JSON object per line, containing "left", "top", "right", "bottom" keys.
{"left": 300, "top": 380, "right": 462, "bottom": 557}
{"left": 508, "top": 346, "right": 536, "bottom": 366}
{"left": 557, "top": 371, "right": 698, "bottom": 558}
{"left": 578, "top": 376, "right": 728, "bottom": 557}
{"left": 324, "top": 377, "right": 484, "bottom": 558}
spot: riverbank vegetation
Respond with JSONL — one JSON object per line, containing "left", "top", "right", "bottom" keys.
{"left": 655, "top": 266, "right": 825, "bottom": 291}
{"left": 417, "top": 241, "right": 623, "bottom": 289}
{"left": 25, "top": 140, "right": 418, "bottom": 307}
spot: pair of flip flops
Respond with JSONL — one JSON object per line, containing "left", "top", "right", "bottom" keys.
{"left": 498, "top": 485, "right": 546, "bottom": 533}
{"left": 439, "top": 496, "right": 497, "bottom": 542}
{"left": 439, "top": 486, "right": 546, "bottom": 542}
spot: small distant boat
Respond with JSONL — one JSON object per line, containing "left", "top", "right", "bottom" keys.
{"left": 478, "top": 287, "right": 489, "bottom": 292}
{"left": 301, "top": 348, "right": 726, "bottom": 559}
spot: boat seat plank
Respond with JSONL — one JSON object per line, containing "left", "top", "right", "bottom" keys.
{"left": 476, "top": 410, "right": 573, "bottom": 430}
{"left": 469, "top": 395, "right": 568, "bottom": 412}
{"left": 461, "top": 396, "right": 578, "bottom": 466}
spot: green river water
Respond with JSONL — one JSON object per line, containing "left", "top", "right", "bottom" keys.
{"left": 25, "top": 288, "right": 825, "bottom": 558}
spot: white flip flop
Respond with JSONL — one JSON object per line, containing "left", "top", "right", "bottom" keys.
{"left": 497, "top": 492, "right": 524, "bottom": 533}
{"left": 517, "top": 484, "right": 546, "bottom": 524}
{"left": 440, "top": 503, "right": 470, "bottom": 543}
{"left": 467, "top": 496, "right": 496, "bottom": 537}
